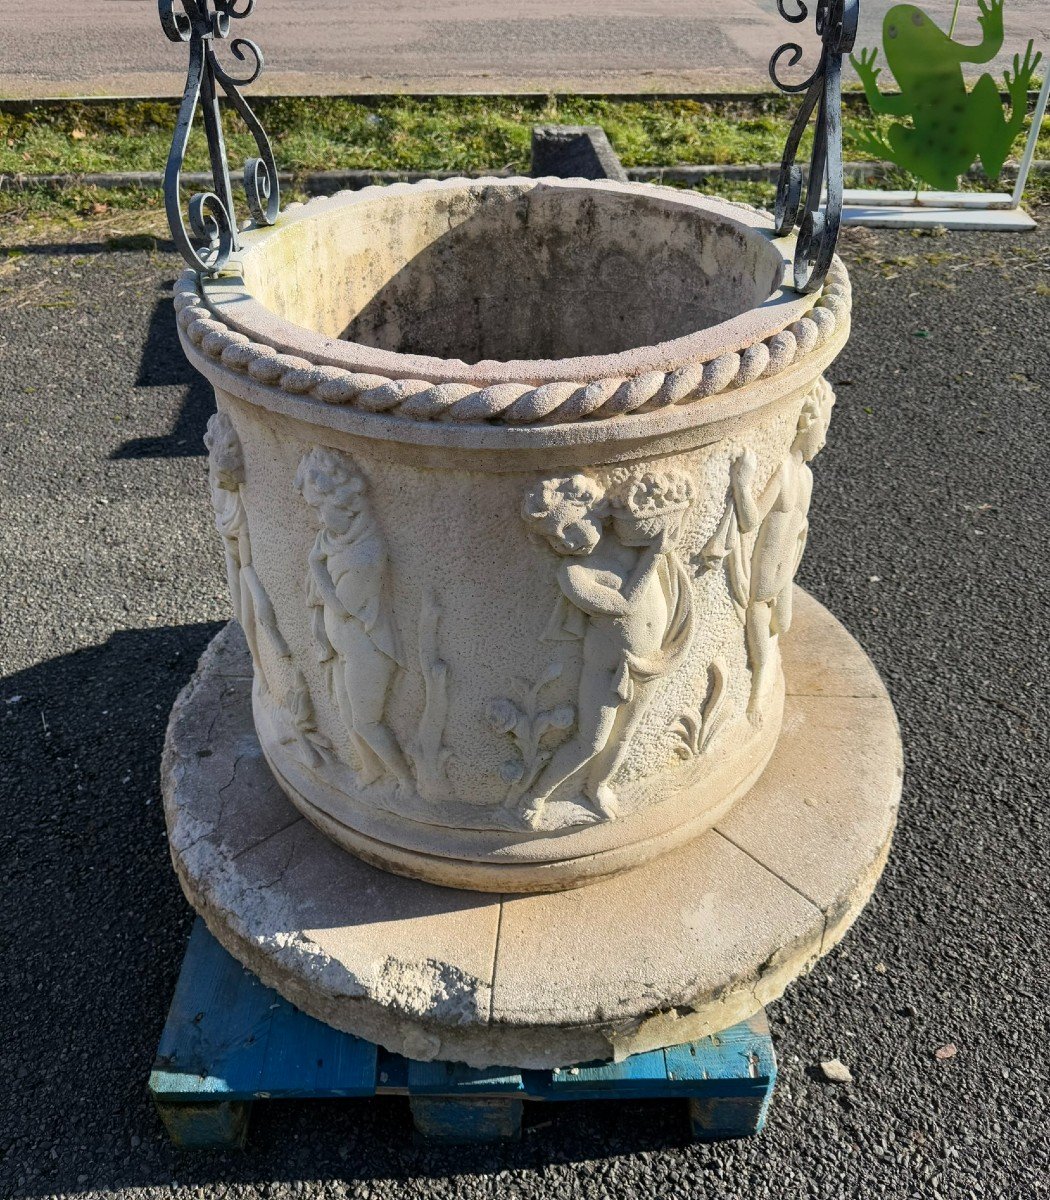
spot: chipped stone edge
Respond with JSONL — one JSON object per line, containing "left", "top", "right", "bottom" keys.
{"left": 161, "top": 629, "right": 497, "bottom": 1058}
{"left": 160, "top": 611, "right": 900, "bottom": 1070}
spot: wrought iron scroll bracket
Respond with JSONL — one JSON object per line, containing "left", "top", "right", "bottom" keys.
{"left": 769, "top": 0, "right": 858, "bottom": 293}
{"left": 160, "top": 0, "right": 279, "bottom": 275}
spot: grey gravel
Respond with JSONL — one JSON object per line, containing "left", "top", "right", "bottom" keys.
{"left": 1, "top": 218, "right": 1048, "bottom": 1198}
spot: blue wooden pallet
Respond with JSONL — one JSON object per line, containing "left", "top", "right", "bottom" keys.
{"left": 149, "top": 919, "right": 776, "bottom": 1147}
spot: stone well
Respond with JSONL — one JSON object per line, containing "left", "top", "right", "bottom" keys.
{"left": 165, "top": 176, "right": 900, "bottom": 1066}
{"left": 173, "top": 177, "right": 853, "bottom": 892}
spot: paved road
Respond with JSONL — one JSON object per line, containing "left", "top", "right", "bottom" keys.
{"left": 0, "top": 0, "right": 1046, "bottom": 97}
{"left": 1, "top": 216, "right": 1048, "bottom": 1198}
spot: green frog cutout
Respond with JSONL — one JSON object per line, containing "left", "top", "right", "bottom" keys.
{"left": 850, "top": 0, "right": 1042, "bottom": 189}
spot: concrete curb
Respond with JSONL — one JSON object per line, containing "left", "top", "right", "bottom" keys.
{"left": 1, "top": 90, "right": 1046, "bottom": 113}
{"left": 3, "top": 160, "right": 1046, "bottom": 196}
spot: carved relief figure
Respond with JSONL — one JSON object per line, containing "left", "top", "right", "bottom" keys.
{"left": 295, "top": 448, "right": 412, "bottom": 789}
{"left": 518, "top": 469, "right": 696, "bottom": 827}
{"left": 205, "top": 411, "right": 291, "bottom": 672}
{"left": 703, "top": 380, "right": 835, "bottom": 715}
{"left": 206, "top": 413, "right": 332, "bottom": 771}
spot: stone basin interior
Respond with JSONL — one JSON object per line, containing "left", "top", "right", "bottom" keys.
{"left": 241, "top": 182, "right": 786, "bottom": 365}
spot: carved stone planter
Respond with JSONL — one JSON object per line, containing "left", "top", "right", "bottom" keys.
{"left": 174, "top": 177, "right": 852, "bottom": 894}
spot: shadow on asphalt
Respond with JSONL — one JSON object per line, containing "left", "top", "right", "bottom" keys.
{"left": 111, "top": 288, "right": 212, "bottom": 460}
{"left": 0, "top": 623, "right": 218, "bottom": 1192}
{"left": 2, "top": 236, "right": 174, "bottom": 257}
{"left": 0, "top": 624, "right": 695, "bottom": 1192}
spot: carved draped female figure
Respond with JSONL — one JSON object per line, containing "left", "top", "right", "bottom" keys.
{"left": 294, "top": 447, "right": 412, "bottom": 789}
{"left": 520, "top": 470, "right": 696, "bottom": 828}
{"left": 205, "top": 412, "right": 333, "bottom": 770}
{"left": 204, "top": 411, "right": 290, "bottom": 675}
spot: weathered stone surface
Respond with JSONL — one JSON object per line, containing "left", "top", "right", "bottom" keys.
{"left": 162, "top": 590, "right": 901, "bottom": 1069}
{"left": 488, "top": 825, "right": 820, "bottom": 1060}
{"left": 174, "top": 178, "right": 855, "bottom": 892}
{"left": 782, "top": 587, "right": 889, "bottom": 700}
{"left": 718, "top": 696, "right": 901, "bottom": 910}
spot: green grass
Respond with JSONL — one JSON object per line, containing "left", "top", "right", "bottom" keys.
{"left": 4, "top": 95, "right": 1047, "bottom": 178}
{"left": 1, "top": 97, "right": 796, "bottom": 176}
{"left": 1, "top": 95, "right": 1045, "bottom": 238}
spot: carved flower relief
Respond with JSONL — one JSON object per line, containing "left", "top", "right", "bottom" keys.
{"left": 670, "top": 658, "right": 730, "bottom": 761}
{"left": 484, "top": 664, "right": 576, "bottom": 805}
{"left": 614, "top": 469, "right": 696, "bottom": 526}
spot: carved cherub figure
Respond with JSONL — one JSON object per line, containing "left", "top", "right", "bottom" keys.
{"left": 205, "top": 411, "right": 290, "bottom": 672}
{"left": 295, "top": 447, "right": 412, "bottom": 789}
{"left": 851, "top": 0, "right": 1042, "bottom": 189}
{"left": 704, "top": 383, "right": 835, "bottom": 715}
{"left": 519, "top": 470, "right": 695, "bottom": 827}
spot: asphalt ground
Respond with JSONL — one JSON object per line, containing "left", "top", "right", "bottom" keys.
{"left": 1, "top": 216, "right": 1048, "bottom": 1198}
{"left": 1, "top": 0, "right": 1046, "bottom": 98}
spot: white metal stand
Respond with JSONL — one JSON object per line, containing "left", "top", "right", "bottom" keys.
{"left": 841, "top": 69, "right": 1049, "bottom": 231}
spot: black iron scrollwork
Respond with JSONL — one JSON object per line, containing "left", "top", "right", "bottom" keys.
{"left": 160, "top": 0, "right": 279, "bottom": 274}
{"left": 769, "top": 0, "right": 859, "bottom": 293}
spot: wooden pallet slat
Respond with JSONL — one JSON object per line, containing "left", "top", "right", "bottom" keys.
{"left": 408, "top": 1096, "right": 525, "bottom": 1143}
{"left": 259, "top": 998, "right": 377, "bottom": 1099}
{"left": 153, "top": 1099, "right": 254, "bottom": 1150}
{"left": 663, "top": 1011, "right": 775, "bottom": 1097}
{"left": 150, "top": 920, "right": 277, "bottom": 1102}
{"left": 404, "top": 1058, "right": 527, "bottom": 1095}
{"left": 543, "top": 1048, "right": 671, "bottom": 1098}
{"left": 663, "top": 1014, "right": 777, "bottom": 1141}
{"left": 375, "top": 1048, "right": 409, "bottom": 1092}
{"left": 149, "top": 920, "right": 777, "bottom": 1148}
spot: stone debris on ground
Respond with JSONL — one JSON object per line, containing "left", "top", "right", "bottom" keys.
{"left": 818, "top": 1059, "right": 854, "bottom": 1084}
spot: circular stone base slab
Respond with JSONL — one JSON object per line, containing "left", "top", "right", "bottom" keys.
{"left": 162, "top": 588, "right": 901, "bottom": 1070}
